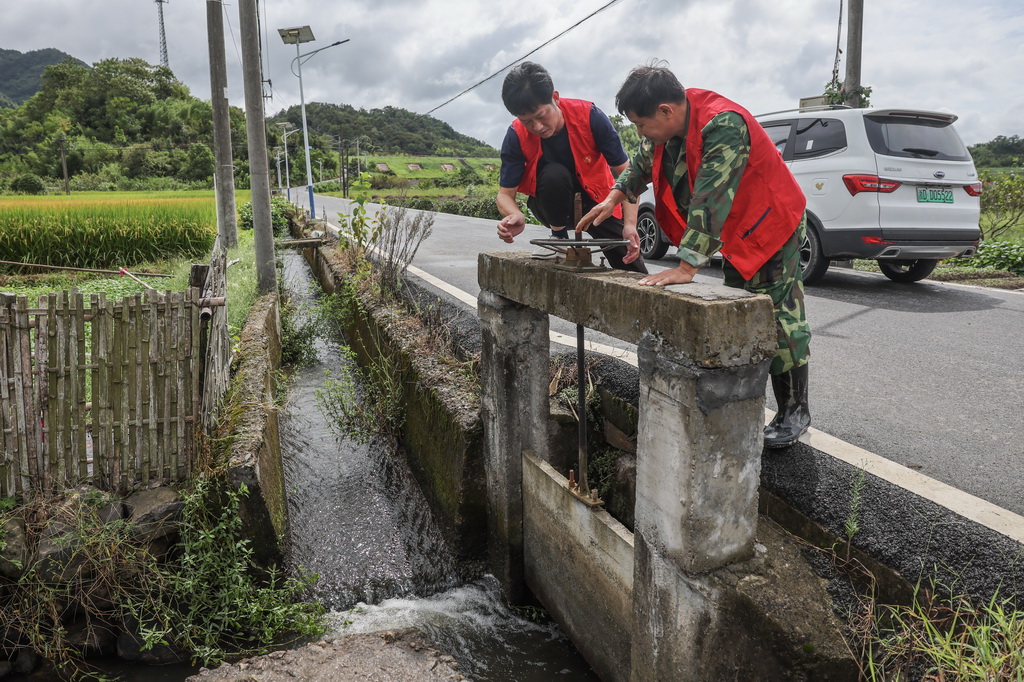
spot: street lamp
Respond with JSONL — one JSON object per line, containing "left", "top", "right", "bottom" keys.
{"left": 276, "top": 123, "right": 298, "bottom": 201}
{"left": 278, "top": 25, "right": 348, "bottom": 220}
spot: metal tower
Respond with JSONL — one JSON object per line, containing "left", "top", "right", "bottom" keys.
{"left": 155, "top": 0, "right": 169, "bottom": 68}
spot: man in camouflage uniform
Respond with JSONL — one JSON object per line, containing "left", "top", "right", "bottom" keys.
{"left": 578, "top": 64, "right": 812, "bottom": 448}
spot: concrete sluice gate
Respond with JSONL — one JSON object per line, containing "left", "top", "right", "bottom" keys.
{"left": 479, "top": 252, "right": 858, "bottom": 682}
{"left": 275, "top": 250, "right": 601, "bottom": 681}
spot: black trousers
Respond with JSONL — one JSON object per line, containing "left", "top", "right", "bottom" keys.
{"left": 526, "top": 162, "right": 648, "bottom": 274}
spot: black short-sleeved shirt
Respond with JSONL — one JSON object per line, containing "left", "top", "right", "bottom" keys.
{"left": 499, "top": 103, "right": 628, "bottom": 190}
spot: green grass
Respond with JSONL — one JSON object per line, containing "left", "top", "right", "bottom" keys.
{"left": 865, "top": 582, "right": 1024, "bottom": 681}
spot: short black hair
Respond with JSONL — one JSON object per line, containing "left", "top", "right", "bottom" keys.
{"left": 615, "top": 62, "right": 686, "bottom": 118}
{"left": 501, "top": 61, "right": 555, "bottom": 116}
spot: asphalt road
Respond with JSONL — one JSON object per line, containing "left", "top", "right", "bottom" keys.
{"left": 310, "top": 193, "right": 1024, "bottom": 516}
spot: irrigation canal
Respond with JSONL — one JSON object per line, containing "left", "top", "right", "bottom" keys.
{"left": 277, "top": 250, "right": 599, "bottom": 681}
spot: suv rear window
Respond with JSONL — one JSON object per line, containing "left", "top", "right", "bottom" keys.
{"left": 792, "top": 118, "right": 847, "bottom": 159}
{"left": 863, "top": 115, "right": 970, "bottom": 161}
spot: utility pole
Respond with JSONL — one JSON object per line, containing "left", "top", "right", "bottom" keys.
{"left": 58, "top": 137, "right": 70, "bottom": 195}
{"left": 155, "top": 0, "right": 170, "bottom": 68}
{"left": 337, "top": 136, "right": 343, "bottom": 195}
{"left": 206, "top": 0, "right": 238, "bottom": 248}
{"left": 843, "top": 0, "right": 864, "bottom": 108}
{"left": 238, "top": 0, "right": 276, "bottom": 294}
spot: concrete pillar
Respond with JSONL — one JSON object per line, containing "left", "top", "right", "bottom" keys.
{"left": 478, "top": 289, "right": 550, "bottom": 600}
{"left": 630, "top": 333, "right": 771, "bottom": 680}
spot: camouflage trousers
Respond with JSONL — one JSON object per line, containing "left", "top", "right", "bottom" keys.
{"left": 722, "top": 214, "right": 811, "bottom": 375}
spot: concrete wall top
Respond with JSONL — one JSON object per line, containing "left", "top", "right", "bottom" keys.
{"left": 478, "top": 252, "right": 775, "bottom": 368}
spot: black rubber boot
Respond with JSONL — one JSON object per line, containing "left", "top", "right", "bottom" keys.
{"left": 763, "top": 364, "right": 811, "bottom": 449}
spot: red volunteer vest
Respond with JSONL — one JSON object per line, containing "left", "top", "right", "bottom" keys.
{"left": 512, "top": 98, "right": 622, "bottom": 219}
{"left": 652, "top": 88, "right": 805, "bottom": 279}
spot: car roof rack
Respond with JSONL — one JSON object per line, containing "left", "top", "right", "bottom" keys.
{"left": 755, "top": 104, "right": 853, "bottom": 117}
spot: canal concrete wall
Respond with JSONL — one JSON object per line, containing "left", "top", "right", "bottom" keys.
{"left": 479, "top": 252, "right": 857, "bottom": 681}
{"left": 225, "top": 293, "right": 289, "bottom": 567}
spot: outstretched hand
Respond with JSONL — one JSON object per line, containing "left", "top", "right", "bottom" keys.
{"left": 497, "top": 213, "right": 526, "bottom": 243}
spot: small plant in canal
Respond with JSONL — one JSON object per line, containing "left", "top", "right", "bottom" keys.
{"left": 316, "top": 345, "right": 405, "bottom": 445}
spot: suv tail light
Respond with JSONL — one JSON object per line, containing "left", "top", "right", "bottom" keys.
{"left": 843, "top": 175, "right": 902, "bottom": 195}
{"left": 964, "top": 182, "right": 983, "bottom": 197}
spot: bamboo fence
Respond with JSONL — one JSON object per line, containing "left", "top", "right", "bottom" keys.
{"left": 1, "top": 241, "right": 230, "bottom": 498}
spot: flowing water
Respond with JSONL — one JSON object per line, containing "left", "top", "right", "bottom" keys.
{"left": 277, "top": 251, "right": 600, "bottom": 681}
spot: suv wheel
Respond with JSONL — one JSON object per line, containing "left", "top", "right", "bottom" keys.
{"left": 637, "top": 209, "right": 669, "bottom": 260}
{"left": 799, "top": 221, "right": 830, "bottom": 284}
{"left": 877, "top": 259, "right": 939, "bottom": 283}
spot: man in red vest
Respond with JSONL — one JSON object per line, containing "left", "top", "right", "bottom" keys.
{"left": 495, "top": 62, "right": 647, "bottom": 273}
{"left": 578, "top": 63, "right": 812, "bottom": 449}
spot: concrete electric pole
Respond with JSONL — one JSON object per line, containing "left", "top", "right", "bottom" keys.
{"left": 206, "top": 0, "right": 238, "bottom": 248}
{"left": 843, "top": 0, "right": 864, "bottom": 108}
{"left": 238, "top": 0, "right": 277, "bottom": 294}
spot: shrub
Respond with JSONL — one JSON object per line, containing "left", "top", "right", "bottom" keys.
{"left": 238, "top": 196, "right": 295, "bottom": 237}
{"left": 964, "top": 240, "right": 1024, "bottom": 275}
{"left": 368, "top": 174, "right": 410, "bottom": 191}
{"left": 980, "top": 170, "right": 1024, "bottom": 240}
{"left": 9, "top": 173, "right": 45, "bottom": 195}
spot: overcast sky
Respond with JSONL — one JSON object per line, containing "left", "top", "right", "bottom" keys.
{"left": 2, "top": 0, "right": 1021, "bottom": 150}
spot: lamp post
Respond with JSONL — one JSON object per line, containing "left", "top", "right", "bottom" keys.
{"left": 278, "top": 25, "right": 348, "bottom": 220}
{"left": 274, "top": 151, "right": 283, "bottom": 194}
{"left": 276, "top": 123, "right": 297, "bottom": 201}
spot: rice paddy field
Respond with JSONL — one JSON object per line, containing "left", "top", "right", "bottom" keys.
{"left": 1, "top": 191, "right": 258, "bottom": 336}
{"left": 0, "top": 191, "right": 220, "bottom": 271}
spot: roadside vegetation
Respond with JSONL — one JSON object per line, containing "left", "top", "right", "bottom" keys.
{"left": 0, "top": 191, "right": 325, "bottom": 679}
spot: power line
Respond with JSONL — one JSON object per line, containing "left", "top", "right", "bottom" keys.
{"left": 424, "top": 0, "right": 626, "bottom": 116}
{"left": 830, "top": 0, "right": 844, "bottom": 89}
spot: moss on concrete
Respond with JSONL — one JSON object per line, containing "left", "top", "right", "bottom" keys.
{"left": 221, "top": 293, "right": 288, "bottom": 567}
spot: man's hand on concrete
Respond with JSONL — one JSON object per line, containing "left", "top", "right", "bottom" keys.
{"left": 638, "top": 261, "right": 698, "bottom": 286}
{"left": 497, "top": 213, "right": 526, "bottom": 243}
{"left": 621, "top": 223, "right": 641, "bottom": 264}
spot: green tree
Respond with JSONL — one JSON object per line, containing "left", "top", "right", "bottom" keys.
{"left": 610, "top": 114, "right": 642, "bottom": 155}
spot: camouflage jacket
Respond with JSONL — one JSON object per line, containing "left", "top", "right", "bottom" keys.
{"left": 614, "top": 111, "right": 750, "bottom": 267}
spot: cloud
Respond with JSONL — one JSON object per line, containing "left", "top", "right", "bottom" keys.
{"left": 1, "top": 0, "right": 1020, "bottom": 148}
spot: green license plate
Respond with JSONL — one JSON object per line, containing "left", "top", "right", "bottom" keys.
{"left": 917, "top": 187, "right": 954, "bottom": 203}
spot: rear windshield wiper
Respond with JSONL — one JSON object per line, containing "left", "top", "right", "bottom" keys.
{"left": 901, "top": 147, "right": 940, "bottom": 157}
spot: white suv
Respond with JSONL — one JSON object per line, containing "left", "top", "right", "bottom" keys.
{"left": 757, "top": 106, "right": 981, "bottom": 283}
{"left": 635, "top": 106, "right": 982, "bottom": 283}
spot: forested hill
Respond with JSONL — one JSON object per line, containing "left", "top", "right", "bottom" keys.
{"left": 969, "top": 135, "right": 1024, "bottom": 168}
{"left": 0, "top": 48, "right": 86, "bottom": 106}
{"left": 272, "top": 102, "right": 499, "bottom": 157}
